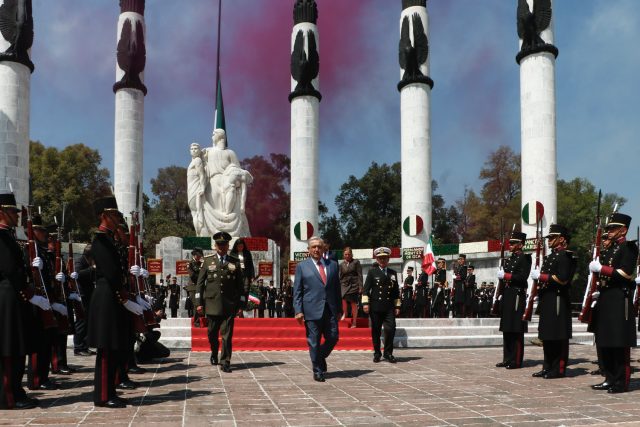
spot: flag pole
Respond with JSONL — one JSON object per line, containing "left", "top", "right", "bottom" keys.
{"left": 214, "top": 0, "right": 222, "bottom": 127}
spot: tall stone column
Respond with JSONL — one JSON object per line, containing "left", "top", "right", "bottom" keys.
{"left": 0, "top": 0, "right": 34, "bottom": 207}
{"left": 399, "top": 0, "right": 433, "bottom": 262}
{"left": 113, "top": 0, "right": 147, "bottom": 223}
{"left": 517, "top": 0, "right": 558, "bottom": 236}
{"left": 289, "top": 0, "right": 321, "bottom": 258}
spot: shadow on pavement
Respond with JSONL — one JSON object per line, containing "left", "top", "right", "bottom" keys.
{"left": 134, "top": 389, "right": 213, "bottom": 406}
{"left": 231, "top": 361, "right": 286, "bottom": 371}
{"left": 326, "top": 369, "right": 374, "bottom": 379}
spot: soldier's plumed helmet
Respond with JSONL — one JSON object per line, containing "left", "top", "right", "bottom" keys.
{"left": 458, "top": 254, "right": 466, "bottom": 259}
{"left": 93, "top": 196, "right": 119, "bottom": 217}
{"left": 32, "top": 213, "right": 46, "bottom": 230}
{"left": 509, "top": 231, "right": 527, "bottom": 243}
{"left": 546, "top": 224, "right": 570, "bottom": 240}
{"left": 373, "top": 247, "right": 391, "bottom": 258}
{"left": 467, "top": 265, "right": 474, "bottom": 270}
{"left": 407, "top": 266, "right": 414, "bottom": 271}
{"left": 0, "top": 193, "right": 17, "bottom": 209}
{"left": 46, "top": 224, "right": 58, "bottom": 234}
{"left": 606, "top": 213, "right": 631, "bottom": 229}
{"left": 191, "top": 247, "right": 204, "bottom": 256}
{"left": 213, "top": 231, "right": 232, "bottom": 244}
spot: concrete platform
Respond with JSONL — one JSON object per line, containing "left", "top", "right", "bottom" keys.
{"left": 8, "top": 345, "right": 640, "bottom": 426}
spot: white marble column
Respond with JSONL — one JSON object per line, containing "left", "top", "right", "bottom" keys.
{"left": 399, "top": 1, "right": 432, "bottom": 259}
{"left": 289, "top": 1, "right": 320, "bottom": 257}
{"left": 519, "top": 0, "right": 558, "bottom": 237}
{"left": 113, "top": 0, "right": 146, "bottom": 224}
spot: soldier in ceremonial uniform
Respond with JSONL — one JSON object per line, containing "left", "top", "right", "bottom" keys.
{"left": 0, "top": 194, "right": 42, "bottom": 409}
{"left": 414, "top": 270, "right": 429, "bottom": 318}
{"left": 88, "top": 196, "right": 144, "bottom": 408}
{"left": 400, "top": 267, "right": 414, "bottom": 318}
{"left": 464, "top": 265, "right": 476, "bottom": 317}
{"left": 186, "top": 247, "right": 203, "bottom": 320}
{"left": 431, "top": 258, "right": 447, "bottom": 318}
{"left": 196, "top": 232, "right": 246, "bottom": 373}
{"left": 589, "top": 213, "right": 638, "bottom": 393}
{"left": 588, "top": 234, "right": 614, "bottom": 377}
{"left": 496, "top": 231, "right": 532, "bottom": 369}
{"left": 362, "top": 247, "right": 400, "bottom": 363}
{"left": 452, "top": 254, "right": 467, "bottom": 317}
{"left": 530, "top": 224, "right": 576, "bottom": 379}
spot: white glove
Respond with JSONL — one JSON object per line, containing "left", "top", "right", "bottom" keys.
{"left": 592, "top": 290, "right": 600, "bottom": 301}
{"left": 136, "top": 294, "right": 152, "bottom": 310}
{"left": 635, "top": 276, "right": 640, "bottom": 285}
{"left": 144, "top": 294, "right": 155, "bottom": 305}
{"left": 70, "top": 271, "right": 79, "bottom": 280}
{"left": 55, "top": 272, "right": 66, "bottom": 283}
{"left": 32, "top": 257, "right": 43, "bottom": 270}
{"left": 123, "top": 300, "right": 144, "bottom": 315}
{"left": 51, "top": 303, "right": 68, "bottom": 317}
{"left": 68, "top": 292, "right": 82, "bottom": 302}
{"left": 140, "top": 268, "right": 149, "bottom": 279}
{"left": 29, "top": 295, "right": 51, "bottom": 311}
{"left": 589, "top": 259, "right": 602, "bottom": 273}
{"left": 533, "top": 296, "right": 539, "bottom": 303}
{"left": 130, "top": 265, "right": 141, "bottom": 277}
{"left": 530, "top": 269, "right": 541, "bottom": 280}
{"left": 497, "top": 268, "right": 505, "bottom": 280}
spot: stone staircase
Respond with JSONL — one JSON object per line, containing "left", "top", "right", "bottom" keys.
{"left": 152, "top": 316, "right": 596, "bottom": 350}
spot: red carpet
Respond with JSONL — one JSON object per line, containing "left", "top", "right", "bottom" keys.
{"left": 191, "top": 317, "right": 372, "bottom": 351}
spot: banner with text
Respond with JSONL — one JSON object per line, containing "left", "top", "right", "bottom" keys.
{"left": 175, "top": 260, "right": 189, "bottom": 276}
{"left": 147, "top": 258, "right": 163, "bottom": 274}
{"left": 258, "top": 261, "right": 274, "bottom": 277}
{"left": 402, "top": 247, "right": 424, "bottom": 261}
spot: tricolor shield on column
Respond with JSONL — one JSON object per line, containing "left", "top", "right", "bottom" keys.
{"left": 522, "top": 201, "right": 544, "bottom": 225}
{"left": 294, "top": 220, "right": 314, "bottom": 241}
{"left": 403, "top": 215, "right": 424, "bottom": 236}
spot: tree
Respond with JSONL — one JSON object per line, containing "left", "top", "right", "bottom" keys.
{"left": 241, "top": 154, "right": 290, "bottom": 260}
{"left": 318, "top": 201, "right": 344, "bottom": 249}
{"left": 335, "top": 162, "right": 401, "bottom": 248}
{"left": 432, "top": 180, "right": 460, "bottom": 243}
{"left": 150, "top": 166, "right": 191, "bottom": 223}
{"left": 29, "top": 141, "right": 111, "bottom": 241}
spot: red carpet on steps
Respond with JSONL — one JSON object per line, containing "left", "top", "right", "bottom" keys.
{"left": 191, "top": 317, "right": 372, "bottom": 351}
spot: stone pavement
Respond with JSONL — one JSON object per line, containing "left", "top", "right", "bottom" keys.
{"left": 3, "top": 345, "right": 640, "bottom": 426}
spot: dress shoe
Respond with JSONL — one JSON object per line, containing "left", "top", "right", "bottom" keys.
{"left": 221, "top": 363, "right": 232, "bottom": 373}
{"left": 505, "top": 364, "right": 520, "bottom": 370}
{"left": 532, "top": 369, "right": 548, "bottom": 378}
{"left": 495, "top": 361, "right": 509, "bottom": 368}
{"left": 319, "top": 358, "right": 327, "bottom": 374}
{"left": 373, "top": 354, "right": 381, "bottom": 363}
{"left": 543, "top": 372, "right": 564, "bottom": 379}
{"left": 128, "top": 365, "right": 146, "bottom": 374}
{"left": 95, "top": 399, "right": 127, "bottom": 408}
{"left": 39, "top": 380, "right": 59, "bottom": 390}
{"left": 349, "top": 323, "right": 357, "bottom": 328}
{"left": 591, "top": 381, "right": 612, "bottom": 390}
{"left": 114, "top": 396, "right": 129, "bottom": 405}
{"left": 74, "top": 350, "right": 93, "bottom": 356}
{"left": 210, "top": 354, "right": 218, "bottom": 366}
{"left": 313, "top": 372, "right": 325, "bottom": 382}
{"left": 607, "top": 385, "right": 626, "bottom": 394}
{"left": 117, "top": 380, "right": 138, "bottom": 390}
{"left": 52, "top": 367, "right": 72, "bottom": 375}
{"left": 383, "top": 354, "right": 397, "bottom": 364}
{"left": 14, "top": 398, "right": 38, "bottom": 409}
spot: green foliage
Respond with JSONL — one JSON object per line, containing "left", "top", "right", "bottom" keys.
{"left": 29, "top": 141, "right": 111, "bottom": 241}
{"left": 318, "top": 201, "right": 345, "bottom": 249}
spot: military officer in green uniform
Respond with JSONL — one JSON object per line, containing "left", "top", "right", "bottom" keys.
{"left": 196, "top": 232, "right": 246, "bottom": 372}
{"left": 185, "top": 247, "right": 203, "bottom": 319}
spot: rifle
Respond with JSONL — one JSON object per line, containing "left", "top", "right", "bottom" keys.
{"left": 24, "top": 206, "right": 57, "bottom": 329}
{"left": 52, "top": 219, "right": 70, "bottom": 334}
{"left": 633, "top": 226, "right": 640, "bottom": 316}
{"left": 578, "top": 190, "right": 602, "bottom": 323}
{"left": 491, "top": 219, "right": 506, "bottom": 315}
{"left": 66, "top": 232, "right": 85, "bottom": 320}
{"left": 128, "top": 211, "right": 147, "bottom": 333}
{"left": 135, "top": 215, "right": 160, "bottom": 328}
{"left": 523, "top": 218, "right": 543, "bottom": 321}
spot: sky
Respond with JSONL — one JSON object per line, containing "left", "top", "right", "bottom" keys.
{"left": 28, "top": 0, "right": 640, "bottom": 234}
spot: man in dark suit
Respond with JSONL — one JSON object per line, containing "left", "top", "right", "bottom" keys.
{"left": 294, "top": 236, "right": 341, "bottom": 382}
{"left": 362, "top": 247, "right": 400, "bottom": 363}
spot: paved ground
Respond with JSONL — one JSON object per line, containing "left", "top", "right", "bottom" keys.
{"left": 4, "top": 345, "right": 640, "bottom": 426}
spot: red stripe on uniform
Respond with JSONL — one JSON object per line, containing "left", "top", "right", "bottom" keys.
{"left": 3, "top": 357, "right": 14, "bottom": 408}
{"left": 31, "top": 354, "right": 39, "bottom": 388}
{"left": 515, "top": 336, "right": 522, "bottom": 368}
{"left": 624, "top": 347, "right": 631, "bottom": 392}
{"left": 559, "top": 341, "right": 568, "bottom": 375}
{"left": 51, "top": 346, "right": 58, "bottom": 371}
{"left": 101, "top": 351, "right": 108, "bottom": 402}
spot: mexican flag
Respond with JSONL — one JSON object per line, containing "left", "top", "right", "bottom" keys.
{"left": 294, "top": 221, "right": 314, "bottom": 241}
{"left": 403, "top": 214, "right": 424, "bottom": 236}
{"left": 421, "top": 235, "right": 436, "bottom": 275}
{"left": 248, "top": 292, "right": 261, "bottom": 305}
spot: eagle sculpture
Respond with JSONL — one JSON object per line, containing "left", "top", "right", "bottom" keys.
{"left": 517, "top": 0, "right": 552, "bottom": 51}
{"left": 113, "top": 18, "right": 147, "bottom": 95}
{"left": 399, "top": 13, "right": 428, "bottom": 82}
{"left": 290, "top": 29, "right": 319, "bottom": 98}
{"left": 0, "top": 0, "right": 34, "bottom": 71}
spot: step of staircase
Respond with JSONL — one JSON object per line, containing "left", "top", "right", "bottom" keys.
{"left": 151, "top": 316, "right": 602, "bottom": 350}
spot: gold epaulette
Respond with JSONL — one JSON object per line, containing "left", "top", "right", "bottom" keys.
{"left": 203, "top": 254, "right": 215, "bottom": 259}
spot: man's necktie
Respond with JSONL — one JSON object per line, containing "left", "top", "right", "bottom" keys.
{"left": 317, "top": 261, "right": 327, "bottom": 285}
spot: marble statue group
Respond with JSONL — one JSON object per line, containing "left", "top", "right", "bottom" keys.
{"left": 187, "top": 129, "right": 253, "bottom": 237}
